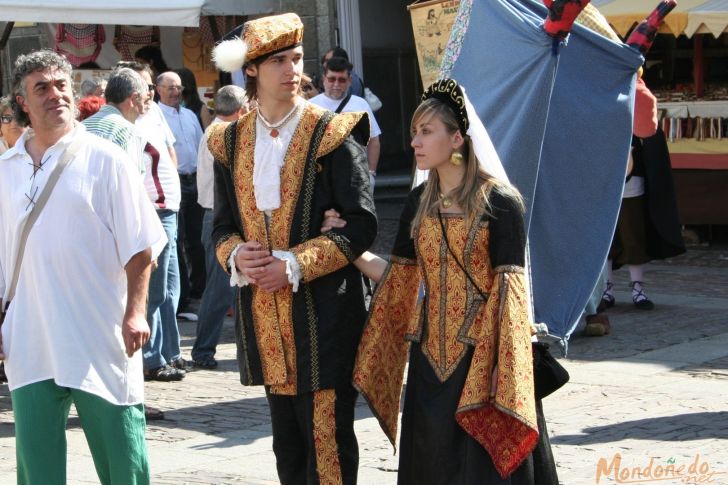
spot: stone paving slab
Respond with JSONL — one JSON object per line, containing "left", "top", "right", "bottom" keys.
{"left": 0, "top": 243, "right": 726, "bottom": 484}
{"left": 679, "top": 355, "right": 728, "bottom": 379}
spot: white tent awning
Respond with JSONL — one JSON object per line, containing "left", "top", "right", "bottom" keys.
{"left": 0, "top": 0, "right": 275, "bottom": 27}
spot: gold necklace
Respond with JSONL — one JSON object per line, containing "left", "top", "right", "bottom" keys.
{"left": 439, "top": 192, "right": 453, "bottom": 209}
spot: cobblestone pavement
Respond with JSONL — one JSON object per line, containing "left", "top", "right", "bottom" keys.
{"left": 0, "top": 194, "right": 726, "bottom": 484}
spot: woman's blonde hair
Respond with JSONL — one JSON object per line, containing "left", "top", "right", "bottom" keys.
{"left": 409, "top": 97, "right": 524, "bottom": 236}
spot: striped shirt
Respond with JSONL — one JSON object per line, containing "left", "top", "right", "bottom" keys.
{"left": 83, "top": 104, "right": 146, "bottom": 175}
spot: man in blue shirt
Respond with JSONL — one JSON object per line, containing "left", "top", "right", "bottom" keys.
{"left": 158, "top": 71, "right": 205, "bottom": 316}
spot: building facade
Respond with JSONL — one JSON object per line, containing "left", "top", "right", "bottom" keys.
{"left": 1, "top": 0, "right": 421, "bottom": 170}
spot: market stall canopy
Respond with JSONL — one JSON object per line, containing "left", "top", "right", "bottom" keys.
{"left": 593, "top": 0, "right": 728, "bottom": 38}
{"left": 0, "top": 0, "right": 275, "bottom": 27}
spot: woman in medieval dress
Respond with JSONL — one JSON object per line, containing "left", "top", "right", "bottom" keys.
{"left": 325, "top": 78, "right": 541, "bottom": 484}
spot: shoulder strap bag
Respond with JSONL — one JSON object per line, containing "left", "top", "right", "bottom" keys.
{"left": 437, "top": 210, "right": 496, "bottom": 359}
{"left": 334, "top": 93, "right": 352, "bottom": 114}
{"left": 1, "top": 134, "right": 84, "bottom": 328}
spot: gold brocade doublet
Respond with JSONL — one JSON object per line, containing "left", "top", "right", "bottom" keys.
{"left": 209, "top": 102, "right": 377, "bottom": 396}
{"left": 408, "top": 213, "right": 493, "bottom": 382}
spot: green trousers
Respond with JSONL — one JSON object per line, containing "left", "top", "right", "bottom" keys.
{"left": 11, "top": 379, "right": 149, "bottom": 485}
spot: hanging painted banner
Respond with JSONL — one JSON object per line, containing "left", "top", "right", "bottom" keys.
{"left": 408, "top": 0, "right": 460, "bottom": 87}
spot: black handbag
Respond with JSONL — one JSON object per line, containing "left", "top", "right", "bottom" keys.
{"left": 532, "top": 341, "right": 570, "bottom": 399}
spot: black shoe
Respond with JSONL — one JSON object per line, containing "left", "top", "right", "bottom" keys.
{"left": 634, "top": 299, "right": 655, "bottom": 310}
{"left": 169, "top": 358, "right": 191, "bottom": 371}
{"left": 144, "top": 405, "right": 165, "bottom": 421}
{"left": 144, "top": 365, "right": 185, "bottom": 381}
{"left": 193, "top": 357, "right": 218, "bottom": 369}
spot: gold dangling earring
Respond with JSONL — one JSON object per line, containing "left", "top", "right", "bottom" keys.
{"left": 450, "top": 152, "right": 464, "bottom": 166}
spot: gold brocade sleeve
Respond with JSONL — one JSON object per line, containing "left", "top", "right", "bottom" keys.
{"left": 290, "top": 235, "right": 352, "bottom": 283}
{"left": 207, "top": 122, "right": 231, "bottom": 166}
{"left": 215, "top": 234, "right": 244, "bottom": 276}
{"left": 352, "top": 257, "right": 421, "bottom": 448}
{"left": 455, "top": 269, "right": 538, "bottom": 479}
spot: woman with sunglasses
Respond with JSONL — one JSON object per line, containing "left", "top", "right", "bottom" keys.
{"left": 0, "top": 96, "right": 25, "bottom": 382}
{"left": 0, "top": 96, "right": 25, "bottom": 153}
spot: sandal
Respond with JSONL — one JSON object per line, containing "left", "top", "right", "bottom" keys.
{"left": 631, "top": 281, "right": 654, "bottom": 310}
{"left": 144, "top": 405, "right": 165, "bottom": 421}
{"left": 601, "top": 281, "right": 615, "bottom": 308}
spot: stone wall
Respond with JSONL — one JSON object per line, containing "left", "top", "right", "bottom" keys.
{"left": 278, "top": 0, "right": 337, "bottom": 80}
{"left": 1, "top": 24, "right": 48, "bottom": 96}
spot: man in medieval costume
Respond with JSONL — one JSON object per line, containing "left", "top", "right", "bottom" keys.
{"left": 208, "top": 13, "right": 377, "bottom": 484}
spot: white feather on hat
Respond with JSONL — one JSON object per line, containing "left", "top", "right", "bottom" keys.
{"left": 212, "top": 37, "right": 248, "bottom": 73}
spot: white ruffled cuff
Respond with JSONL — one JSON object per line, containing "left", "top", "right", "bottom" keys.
{"left": 228, "top": 243, "right": 249, "bottom": 287}
{"left": 272, "top": 250, "right": 302, "bottom": 292}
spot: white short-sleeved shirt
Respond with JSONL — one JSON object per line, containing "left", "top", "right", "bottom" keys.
{"left": 0, "top": 124, "right": 167, "bottom": 405}
{"left": 136, "top": 102, "right": 181, "bottom": 211}
{"left": 309, "top": 93, "right": 382, "bottom": 137}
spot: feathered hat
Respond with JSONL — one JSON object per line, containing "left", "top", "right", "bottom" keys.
{"left": 213, "top": 13, "right": 304, "bottom": 73}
